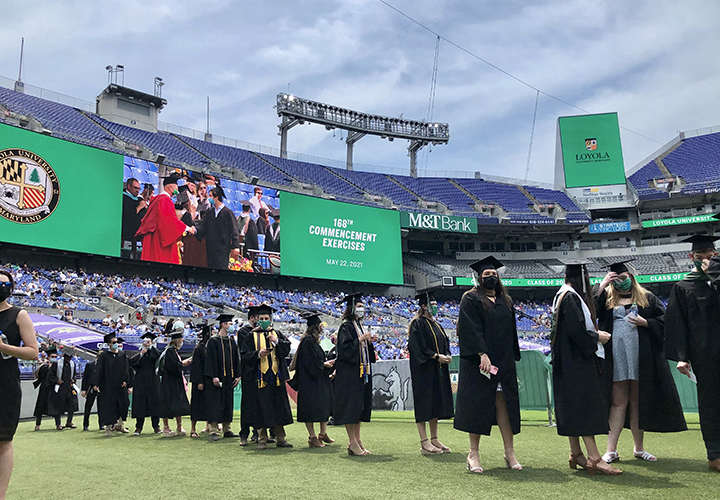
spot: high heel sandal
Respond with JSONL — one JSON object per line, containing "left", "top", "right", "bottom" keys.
{"left": 466, "top": 452, "right": 484, "bottom": 474}
{"left": 569, "top": 453, "right": 588, "bottom": 470}
{"left": 308, "top": 436, "right": 325, "bottom": 448}
{"left": 357, "top": 440, "right": 370, "bottom": 455}
{"left": 347, "top": 444, "right": 367, "bottom": 456}
{"left": 504, "top": 455, "right": 523, "bottom": 470}
{"left": 318, "top": 432, "right": 335, "bottom": 444}
{"left": 430, "top": 436, "right": 450, "bottom": 453}
{"left": 587, "top": 457, "right": 623, "bottom": 476}
{"left": 420, "top": 438, "right": 442, "bottom": 455}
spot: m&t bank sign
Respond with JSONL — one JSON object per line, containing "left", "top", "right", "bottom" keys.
{"left": 400, "top": 211, "right": 478, "bottom": 234}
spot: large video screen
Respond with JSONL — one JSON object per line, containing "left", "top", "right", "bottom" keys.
{"left": 279, "top": 192, "right": 403, "bottom": 284}
{"left": 558, "top": 112, "right": 626, "bottom": 188}
{"left": 0, "top": 124, "right": 123, "bottom": 256}
{"left": 0, "top": 123, "right": 404, "bottom": 285}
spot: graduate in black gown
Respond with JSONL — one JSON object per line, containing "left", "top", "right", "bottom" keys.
{"left": 190, "top": 326, "right": 211, "bottom": 438}
{"left": 33, "top": 347, "right": 56, "bottom": 430}
{"left": 129, "top": 332, "right": 162, "bottom": 435}
{"left": 551, "top": 259, "right": 619, "bottom": 475}
{"left": 333, "top": 293, "right": 377, "bottom": 456}
{"left": 454, "top": 257, "right": 522, "bottom": 473}
{"left": 91, "top": 334, "right": 133, "bottom": 436}
{"left": 291, "top": 312, "right": 335, "bottom": 448}
{"left": 47, "top": 346, "right": 79, "bottom": 430}
{"left": 240, "top": 303, "right": 294, "bottom": 449}
{"left": 158, "top": 324, "right": 192, "bottom": 437}
{"left": 204, "top": 314, "right": 241, "bottom": 441}
{"left": 595, "top": 260, "right": 685, "bottom": 464}
{"left": 81, "top": 355, "right": 100, "bottom": 431}
{"left": 195, "top": 186, "right": 241, "bottom": 270}
{"left": 666, "top": 234, "right": 720, "bottom": 472}
{"left": 264, "top": 209, "right": 280, "bottom": 253}
{"left": 238, "top": 306, "right": 260, "bottom": 446}
{"left": 408, "top": 293, "right": 454, "bottom": 456}
{"left": 0, "top": 269, "right": 39, "bottom": 500}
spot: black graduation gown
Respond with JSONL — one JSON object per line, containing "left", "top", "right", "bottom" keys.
{"left": 665, "top": 268, "right": 720, "bottom": 453}
{"left": 81, "top": 361, "right": 95, "bottom": 393}
{"left": 551, "top": 293, "right": 608, "bottom": 437}
{"left": 333, "top": 320, "right": 376, "bottom": 425}
{"left": 326, "top": 346, "right": 337, "bottom": 414}
{"left": 454, "top": 289, "right": 521, "bottom": 436}
{"left": 90, "top": 350, "right": 132, "bottom": 426}
{"left": 129, "top": 348, "right": 162, "bottom": 419}
{"left": 203, "top": 335, "right": 240, "bottom": 423}
{"left": 240, "top": 328, "right": 293, "bottom": 428}
{"left": 190, "top": 343, "right": 207, "bottom": 421}
{"left": 122, "top": 192, "right": 146, "bottom": 243}
{"left": 0, "top": 307, "right": 23, "bottom": 439}
{"left": 408, "top": 317, "right": 454, "bottom": 423}
{"left": 47, "top": 359, "right": 79, "bottom": 416}
{"left": 264, "top": 222, "right": 280, "bottom": 253}
{"left": 243, "top": 218, "right": 259, "bottom": 258}
{"left": 33, "top": 364, "right": 53, "bottom": 418}
{"left": 159, "top": 347, "right": 191, "bottom": 418}
{"left": 295, "top": 336, "right": 332, "bottom": 423}
{"left": 595, "top": 288, "right": 686, "bottom": 433}
{"left": 196, "top": 205, "right": 240, "bottom": 270}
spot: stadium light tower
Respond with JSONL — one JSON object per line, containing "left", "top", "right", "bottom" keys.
{"left": 276, "top": 93, "right": 449, "bottom": 177}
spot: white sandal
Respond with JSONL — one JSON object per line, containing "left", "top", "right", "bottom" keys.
{"left": 602, "top": 451, "right": 620, "bottom": 463}
{"left": 633, "top": 450, "right": 657, "bottom": 461}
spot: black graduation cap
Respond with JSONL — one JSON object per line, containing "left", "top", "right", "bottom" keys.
{"left": 560, "top": 258, "right": 592, "bottom": 278}
{"left": 256, "top": 303, "right": 276, "bottom": 315}
{"left": 169, "top": 332, "right": 183, "bottom": 340}
{"left": 301, "top": 311, "right": 322, "bottom": 326}
{"left": 199, "top": 325, "right": 212, "bottom": 338}
{"left": 241, "top": 201, "right": 251, "bottom": 211}
{"left": 246, "top": 305, "right": 260, "bottom": 318}
{"left": 45, "top": 345, "right": 57, "bottom": 355}
{"left": 271, "top": 208, "right": 280, "bottom": 219}
{"left": 415, "top": 292, "right": 436, "bottom": 306}
{"left": 601, "top": 259, "right": 635, "bottom": 274}
{"left": 337, "top": 292, "right": 363, "bottom": 305}
{"left": 103, "top": 333, "right": 117, "bottom": 344}
{"left": 681, "top": 234, "right": 720, "bottom": 252}
{"left": 469, "top": 256, "right": 503, "bottom": 274}
{"left": 216, "top": 313, "right": 234, "bottom": 324}
{"left": 163, "top": 174, "right": 181, "bottom": 187}
{"left": 141, "top": 332, "right": 157, "bottom": 341}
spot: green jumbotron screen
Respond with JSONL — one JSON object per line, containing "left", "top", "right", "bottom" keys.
{"left": 0, "top": 123, "right": 123, "bottom": 257}
{"left": 279, "top": 192, "right": 403, "bottom": 284}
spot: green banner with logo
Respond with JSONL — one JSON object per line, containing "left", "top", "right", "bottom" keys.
{"left": 0, "top": 123, "right": 123, "bottom": 257}
{"left": 456, "top": 273, "right": 689, "bottom": 287}
{"left": 559, "top": 112, "right": 626, "bottom": 188}
{"left": 400, "top": 211, "right": 478, "bottom": 234}
{"left": 642, "top": 214, "right": 715, "bottom": 228}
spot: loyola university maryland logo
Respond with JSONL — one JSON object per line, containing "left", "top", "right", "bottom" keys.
{"left": 0, "top": 149, "right": 60, "bottom": 224}
{"left": 585, "top": 138, "right": 598, "bottom": 151}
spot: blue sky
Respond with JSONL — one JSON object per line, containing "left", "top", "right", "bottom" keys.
{"left": 1, "top": 0, "right": 717, "bottom": 182}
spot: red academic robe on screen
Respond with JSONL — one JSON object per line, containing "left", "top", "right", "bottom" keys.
{"left": 135, "top": 192, "right": 187, "bottom": 265}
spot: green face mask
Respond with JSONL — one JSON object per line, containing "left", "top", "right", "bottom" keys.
{"left": 172, "top": 189, "right": 179, "bottom": 196}
{"left": 694, "top": 260, "right": 704, "bottom": 272}
{"left": 429, "top": 305, "right": 439, "bottom": 316}
{"left": 259, "top": 320, "right": 271, "bottom": 330}
{"left": 612, "top": 277, "right": 632, "bottom": 292}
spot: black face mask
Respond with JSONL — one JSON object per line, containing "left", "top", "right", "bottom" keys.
{"left": 0, "top": 284, "right": 12, "bottom": 302}
{"left": 482, "top": 275, "right": 498, "bottom": 290}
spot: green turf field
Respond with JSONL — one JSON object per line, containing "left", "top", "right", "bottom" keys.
{"left": 8, "top": 412, "right": 717, "bottom": 500}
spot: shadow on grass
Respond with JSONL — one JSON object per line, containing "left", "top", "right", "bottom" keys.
{"left": 477, "top": 467, "right": 571, "bottom": 483}
{"left": 340, "top": 453, "right": 396, "bottom": 463}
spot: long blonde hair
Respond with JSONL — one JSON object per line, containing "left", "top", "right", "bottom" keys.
{"left": 605, "top": 274, "right": 649, "bottom": 309}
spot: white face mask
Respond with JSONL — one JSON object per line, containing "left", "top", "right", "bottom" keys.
{"left": 354, "top": 307, "right": 365, "bottom": 319}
